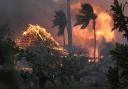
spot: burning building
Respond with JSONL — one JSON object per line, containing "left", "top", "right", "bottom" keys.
{"left": 15, "top": 24, "right": 67, "bottom": 55}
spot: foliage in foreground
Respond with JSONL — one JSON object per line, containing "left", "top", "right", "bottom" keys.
{"left": 107, "top": 44, "right": 128, "bottom": 89}
{"left": 0, "top": 25, "right": 22, "bottom": 89}
{"left": 107, "top": 0, "right": 128, "bottom": 89}
{"left": 111, "top": 0, "right": 128, "bottom": 39}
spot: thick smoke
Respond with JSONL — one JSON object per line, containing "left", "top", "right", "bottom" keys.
{"left": 0, "top": 0, "right": 126, "bottom": 28}
{"left": 0, "top": 0, "right": 58, "bottom": 28}
{"left": 0, "top": 0, "right": 127, "bottom": 46}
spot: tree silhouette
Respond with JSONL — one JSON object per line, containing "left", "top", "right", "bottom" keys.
{"left": 0, "top": 39, "right": 21, "bottom": 89}
{"left": 107, "top": 66, "right": 120, "bottom": 89}
{"left": 75, "top": 3, "right": 97, "bottom": 61}
{"left": 52, "top": 11, "right": 67, "bottom": 47}
{"left": 52, "top": 0, "right": 73, "bottom": 53}
{"left": 107, "top": 0, "right": 128, "bottom": 89}
{"left": 108, "top": 44, "right": 128, "bottom": 89}
{"left": 111, "top": 0, "right": 128, "bottom": 39}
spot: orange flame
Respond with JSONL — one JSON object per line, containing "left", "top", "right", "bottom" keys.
{"left": 71, "top": 3, "right": 114, "bottom": 61}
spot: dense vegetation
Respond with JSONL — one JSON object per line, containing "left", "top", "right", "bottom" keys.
{"left": 107, "top": 0, "right": 128, "bottom": 89}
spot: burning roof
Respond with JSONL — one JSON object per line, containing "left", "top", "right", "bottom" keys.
{"left": 15, "top": 24, "right": 66, "bottom": 54}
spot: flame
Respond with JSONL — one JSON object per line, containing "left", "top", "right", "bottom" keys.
{"left": 71, "top": 2, "right": 114, "bottom": 60}
{"left": 96, "top": 12, "right": 114, "bottom": 42}
{"left": 16, "top": 24, "right": 65, "bottom": 51}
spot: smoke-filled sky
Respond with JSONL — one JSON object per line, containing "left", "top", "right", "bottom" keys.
{"left": 0, "top": 0, "right": 127, "bottom": 26}
{"left": 0, "top": 0, "right": 127, "bottom": 28}
{"left": 0, "top": 0, "right": 127, "bottom": 46}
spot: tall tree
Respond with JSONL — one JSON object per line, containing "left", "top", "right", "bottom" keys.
{"left": 74, "top": 3, "right": 97, "bottom": 61}
{"left": 52, "top": 0, "right": 73, "bottom": 53}
{"left": 107, "top": 0, "right": 128, "bottom": 89}
{"left": 52, "top": 11, "right": 67, "bottom": 47}
{"left": 67, "top": 0, "right": 73, "bottom": 53}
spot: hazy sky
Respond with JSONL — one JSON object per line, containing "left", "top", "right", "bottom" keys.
{"left": 0, "top": 0, "right": 127, "bottom": 27}
{"left": 0, "top": 0, "right": 127, "bottom": 44}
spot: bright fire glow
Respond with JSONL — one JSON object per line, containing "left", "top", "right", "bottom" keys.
{"left": 16, "top": 24, "right": 65, "bottom": 51}
{"left": 71, "top": 3, "right": 114, "bottom": 61}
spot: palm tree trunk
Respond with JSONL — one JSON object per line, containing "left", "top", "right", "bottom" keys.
{"left": 63, "top": 33, "right": 66, "bottom": 47}
{"left": 93, "top": 19, "right": 96, "bottom": 62}
{"left": 67, "top": 0, "right": 72, "bottom": 54}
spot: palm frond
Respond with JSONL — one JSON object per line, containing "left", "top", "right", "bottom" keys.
{"left": 52, "top": 11, "right": 67, "bottom": 36}
{"left": 74, "top": 3, "right": 96, "bottom": 29}
{"left": 111, "top": 0, "right": 128, "bottom": 39}
{"left": 74, "top": 15, "right": 89, "bottom": 29}
{"left": 80, "top": 3, "right": 94, "bottom": 16}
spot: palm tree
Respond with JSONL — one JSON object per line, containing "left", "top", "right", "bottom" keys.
{"left": 106, "top": 1, "right": 128, "bottom": 88}
{"left": 52, "top": 11, "right": 67, "bottom": 47}
{"left": 111, "top": 0, "right": 128, "bottom": 39}
{"left": 74, "top": 3, "right": 97, "bottom": 61}
{"left": 52, "top": 0, "right": 73, "bottom": 53}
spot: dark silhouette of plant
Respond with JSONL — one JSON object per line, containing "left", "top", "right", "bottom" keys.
{"left": 52, "top": 11, "right": 67, "bottom": 47}
{"left": 108, "top": 44, "right": 128, "bottom": 89}
{"left": 75, "top": 3, "right": 97, "bottom": 61}
{"left": 0, "top": 24, "right": 22, "bottom": 89}
{"left": 111, "top": 0, "right": 128, "bottom": 39}
{"left": 52, "top": 0, "right": 73, "bottom": 53}
{"left": 0, "top": 39, "right": 21, "bottom": 89}
{"left": 107, "top": 66, "right": 120, "bottom": 89}
{"left": 107, "top": 0, "right": 128, "bottom": 89}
